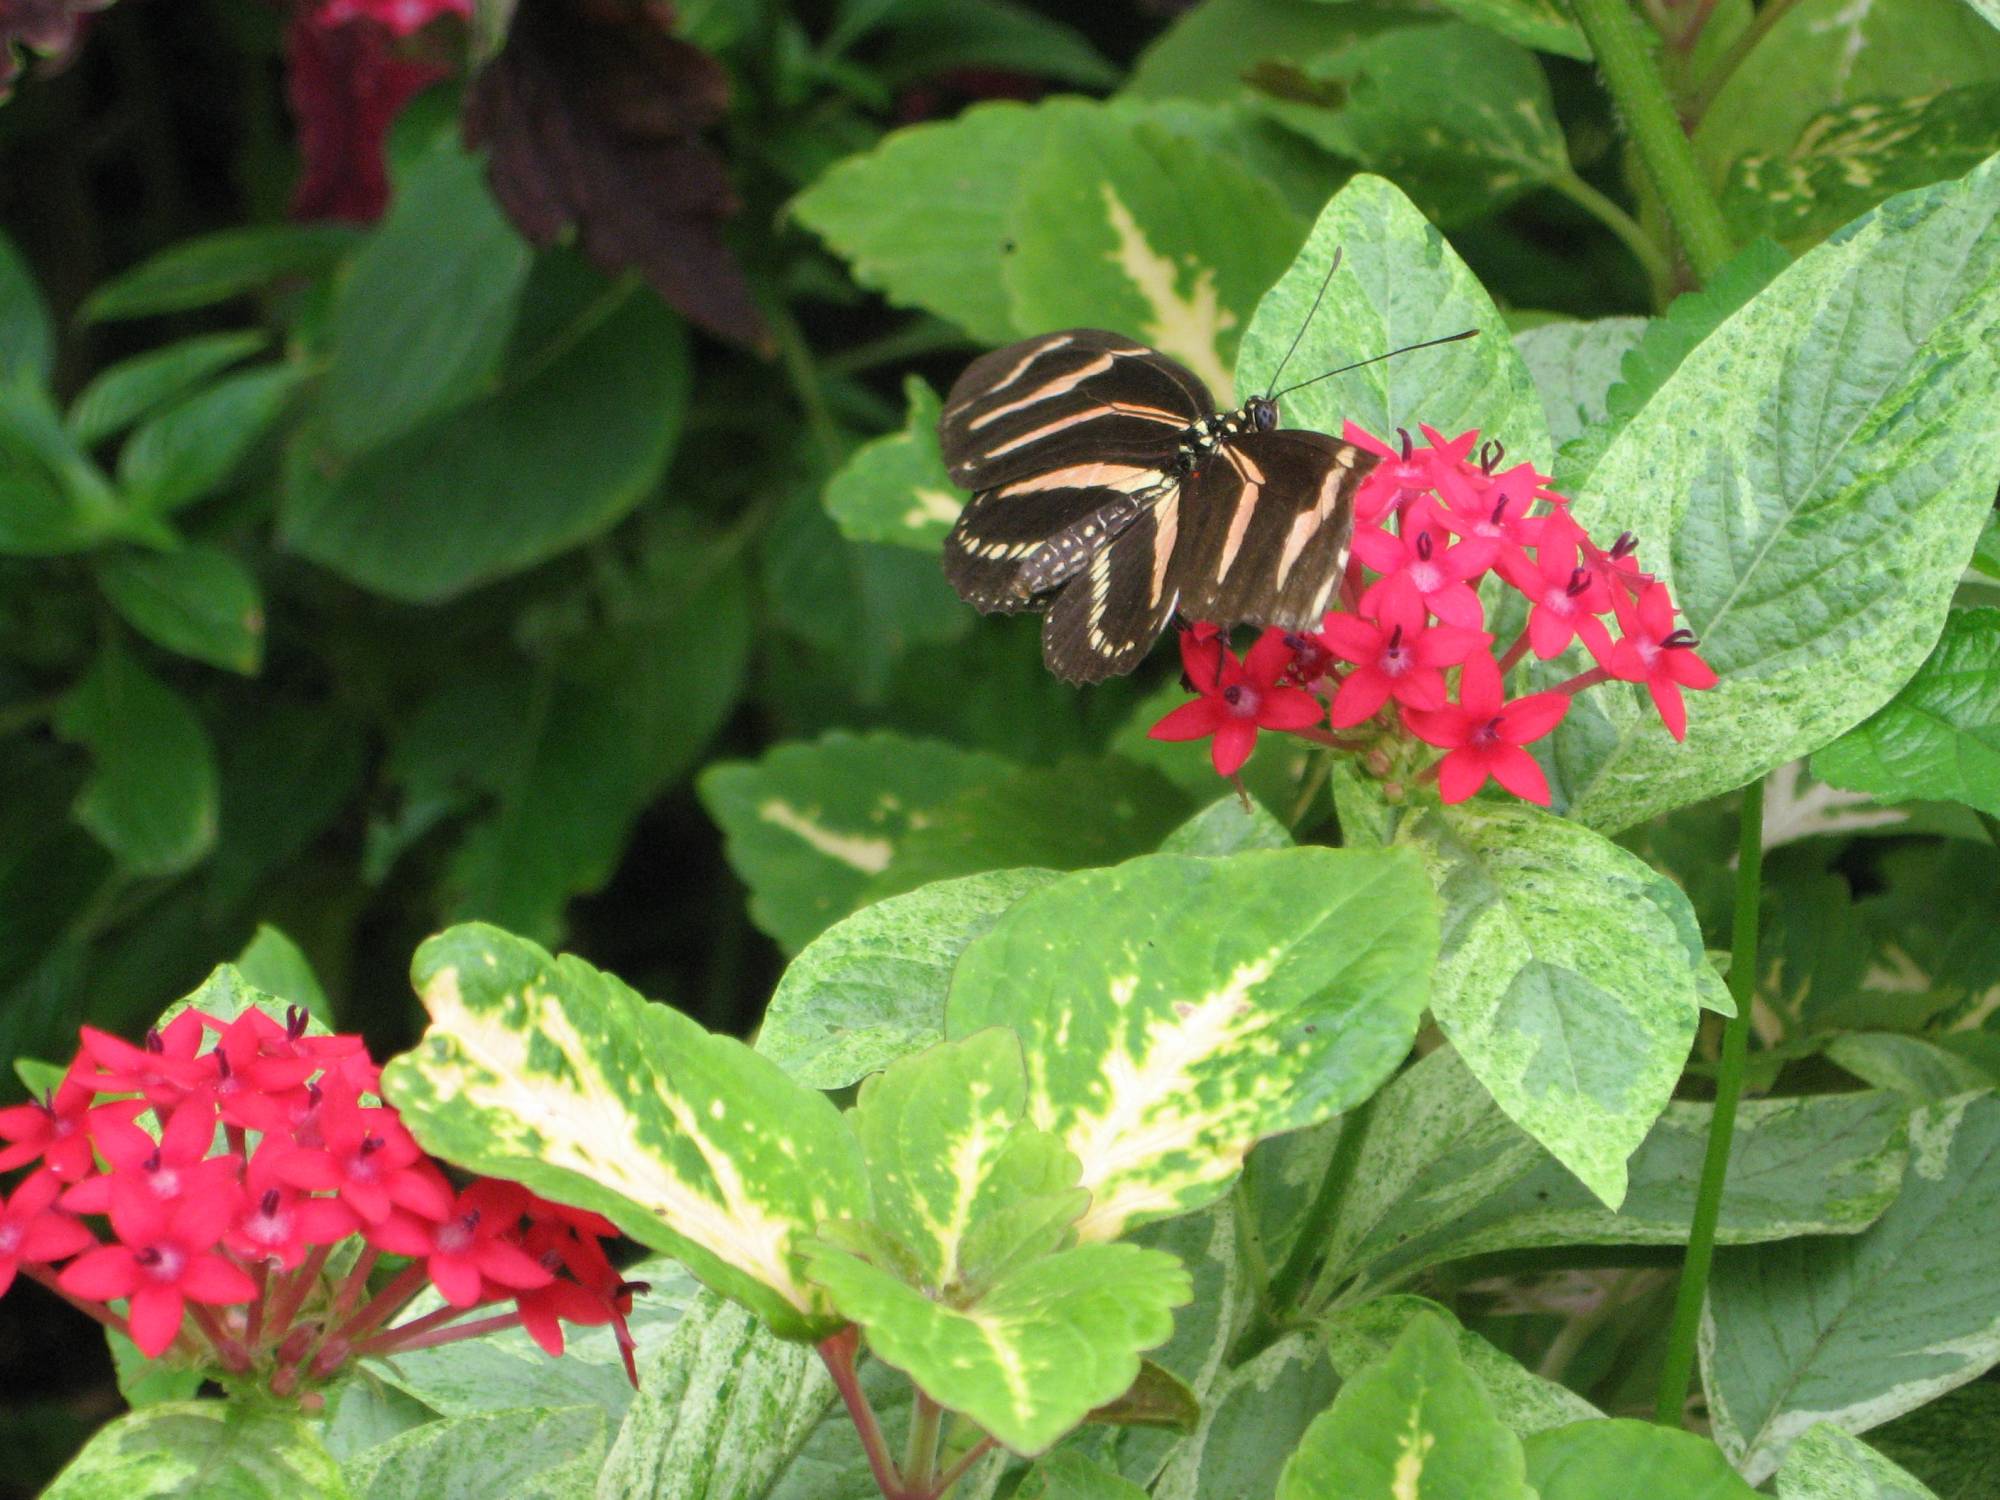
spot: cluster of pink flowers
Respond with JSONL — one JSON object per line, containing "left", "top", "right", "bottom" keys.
{"left": 0, "top": 1005, "right": 641, "bottom": 1397}
{"left": 1151, "top": 424, "right": 1717, "bottom": 805}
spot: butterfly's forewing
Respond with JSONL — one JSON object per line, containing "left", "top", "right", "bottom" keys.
{"left": 1171, "top": 429, "right": 1374, "bottom": 631}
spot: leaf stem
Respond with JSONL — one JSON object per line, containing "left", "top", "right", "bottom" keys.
{"left": 1564, "top": 0, "right": 1734, "bottom": 281}
{"left": 1549, "top": 171, "right": 1674, "bottom": 285}
{"left": 1653, "top": 774, "right": 1764, "bottom": 1424}
{"left": 1269, "top": 1093, "right": 1377, "bottom": 1326}
{"left": 904, "top": 1389, "right": 944, "bottom": 1492}
{"left": 1685, "top": 0, "right": 1812, "bottom": 124}
{"left": 819, "top": 1327, "right": 908, "bottom": 1500}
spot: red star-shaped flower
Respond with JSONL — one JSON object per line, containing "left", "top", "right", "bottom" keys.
{"left": 1315, "top": 606, "right": 1491, "bottom": 727}
{"left": 1149, "top": 628, "right": 1326, "bottom": 777}
{"left": 1402, "top": 652, "right": 1571, "bottom": 805}
{"left": 58, "top": 1175, "right": 257, "bottom": 1357}
{"left": 1594, "top": 581, "right": 1718, "bottom": 741}
{"left": 0, "top": 1170, "right": 95, "bottom": 1296}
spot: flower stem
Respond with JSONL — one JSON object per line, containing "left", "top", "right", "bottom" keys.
{"left": 361, "top": 1308, "right": 518, "bottom": 1357}
{"left": 261, "top": 1244, "right": 330, "bottom": 1344}
{"left": 1654, "top": 774, "right": 1764, "bottom": 1424}
{"left": 1497, "top": 628, "right": 1533, "bottom": 675}
{"left": 332, "top": 1261, "right": 430, "bottom": 1346}
{"left": 1549, "top": 171, "right": 1674, "bottom": 285}
{"left": 818, "top": 1327, "right": 907, "bottom": 1500}
{"left": 904, "top": 1389, "right": 944, "bottom": 1492}
{"left": 933, "top": 1436, "right": 998, "bottom": 1497}
{"left": 1565, "top": 0, "right": 1734, "bottom": 281}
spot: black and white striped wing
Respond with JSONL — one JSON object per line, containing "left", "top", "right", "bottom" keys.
{"left": 1170, "top": 430, "right": 1375, "bottom": 632}
{"left": 938, "top": 329, "right": 1209, "bottom": 491}
{"left": 1040, "top": 481, "right": 1186, "bottom": 684}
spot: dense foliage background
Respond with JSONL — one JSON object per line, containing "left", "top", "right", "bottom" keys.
{"left": 3, "top": 0, "right": 2000, "bottom": 1493}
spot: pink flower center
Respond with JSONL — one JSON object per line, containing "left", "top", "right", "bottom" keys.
{"left": 0, "top": 1223, "right": 22, "bottom": 1256}
{"left": 1409, "top": 562, "right": 1442, "bottom": 594}
{"left": 1471, "top": 717, "right": 1503, "bottom": 748}
{"left": 1541, "top": 588, "right": 1576, "bottom": 617}
{"left": 137, "top": 1243, "right": 188, "bottom": 1284}
{"left": 1221, "top": 684, "right": 1262, "bottom": 719}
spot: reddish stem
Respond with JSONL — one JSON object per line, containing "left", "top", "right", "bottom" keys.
{"left": 262, "top": 1243, "right": 331, "bottom": 1343}
{"left": 818, "top": 1326, "right": 912, "bottom": 1500}
{"left": 1496, "top": 629, "right": 1532, "bottom": 675}
{"left": 332, "top": 1261, "right": 430, "bottom": 1345}
{"left": 362, "top": 1308, "right": 519, "bottom": 1357}
{"left": 1556, "top": 666, "right": 1613, "bottom": 695}
{"left": 245, "top": 1260, "right": 270, "bottom": 1350}
{"left": 933, "top": 1436, "right": 1000, "bottom": 1496}
{"left": 1287, "top": 726, "right": 1371, "bottom": 752}
{"left": 326, "top": 1245, "right": 380, "bottom": 1325}
{"left": 20, "top": 1264, "right": 130, "bottom": 1337}
{"left": 186, "top": 1303, "right": 253, "bottom": 1373}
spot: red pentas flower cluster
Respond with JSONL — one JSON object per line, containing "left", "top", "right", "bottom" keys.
{"left": 0, "top": 1004, "right": 643, "bottom": 1397}
{"left": 1152, "top": 424, "right": 1717, "bottom": 805}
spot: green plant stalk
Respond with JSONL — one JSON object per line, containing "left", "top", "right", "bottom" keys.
{"left": 1653, "top": 775, "right": 1764, "bottom": 1424}
{"left": 1565, "top": 0, "right": 1734, "bottom": 281}
{"left": 1263, "top": 1093, "right": 1378, "bottom": 1334}
{"left": 904, "top": 1389, "right": 944, "bottom": 1492}
{"left": 1550, "top": 170, "right": 1675, "bottom": 286}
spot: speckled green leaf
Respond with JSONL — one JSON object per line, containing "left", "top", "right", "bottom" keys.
{"left": 342, "top": 1406, "right": 604, "bottom": 1500}
{"left": 843, "top": 1030, "right": 1086, "bottom": 1292}
{"left": 1321, "top": 1046, "right": 1908, "bottom": 1299}
{"left": 1869, "top": 1384, "right": 2000, "bottom": 1499}
{"left": 758, "top": 868, "right": 1061, "bottom": 1089}
{"left": 1278, "top": 1313, "right": 1536, "bottom": 1500}
{"left": 1019, "top": 1451, "right": 1149, "bottom": 1499}
{"left": 1407, "top": 803, "right": 1714, "bottom": 1205}
{"left": 1524, "top": 1419, "right": 1759, "bottom": 1499}
{"left": 97, "top": 545, "right": 264, "bottom": 674}
{"left": 1158, "top": 796, "right": 1291, "bottom": 856}
{"left": 1778, "top": 1423, "right": 1943, "bottom": 1500}
{"left": 1513, "top": 317, "right": 1645, "bottom": 449}
{"left": 596, "top": 1286, "right": 840, "bottom": 1500}
{"left": 1814, "top": 608, "right": 2000, "bottom": 815}
{"left": 1703, "top": 1092, "right": 2000, "bottom": 1482}
{"left": 67, "top": 331, "right": 267, "bottom": 446}
{"left": 808, "top": 1239, "right": 1190, "bottom": 1455}
{"left": 56, "top": 641, "right": 218, "bottom": 876}
{"left": 383, "top": 925, "right": 868, "bottom": 1340}
{"left": 948, "top": 848, "right": 1437, "bottom": 1241}
{"left": 1245, "top": 23, "right": 1570, "bottom": 228}
{"left": 1237, "top": 175, "right": 1551, "bottom": 469}
{"left": 1005, "top": 113, "right": 1303, "bottom": 402}
{"left": 1150, "top": 1329, "right": 1340, "bottom": 1500}
{"left": 1319, "top": 1296, "right": 1602, "bottom": 1437}
{"left": 233, "top": 925, "right": 329, "bottom": 1026}
{"left": 792, "top": 98, "right": 1092, "bottom": 343}
{"left": 1551, "top": 157, "right": 2000, "bottom": 832}
{"left": 1828, "top": 1033, "right": 1999, "bottom": 1099}
{"left": 699, "top": 732, "right": 1014, "bottom": 953}
{"left": 1724, "top": 86, "right": 2000, "bottom": 250}
{"left": 1424, "top": 0, "right": 1588, "bottom": 56}
{"left": 41, "top": 1402, "right": 348, "bottom": 1500}
{"left": 823, "top": 376, "right": 960, "bottom": 552}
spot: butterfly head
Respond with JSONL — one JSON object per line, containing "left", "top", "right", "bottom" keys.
{"left": 1245, "top": 396, "right": 1279, "bottom": 432}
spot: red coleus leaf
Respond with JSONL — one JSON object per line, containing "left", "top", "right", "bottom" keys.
{"left": 463, "top": 0, "right": 769, "bottom": 348}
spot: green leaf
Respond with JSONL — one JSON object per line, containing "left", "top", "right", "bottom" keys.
{"left": 342, "top": 1406, "right": 605, "bottom": 1500}
{"left": 1703, "top": 1092, "right": 2000, "bottom": 1482}
{"left": 699, "top": 731, "right": 1014, "bottom": 952}
{"left": 1724, "top": 85, "right": 2000, "bottom": 250}
{"left": 469, "top": 0, "right": 517, "bottom": 60}
{"left": 83, "top": 224, "right": 361, "bottom": 320}
{"left": 1523, "top": 1419, "right": 1760, "bottom": 1499}
{"left": 1243, "top": 22, "right": 1571, "bottom": 228}
{"left": 67, "top": 332, "right": 268, "bottom": 447}
{"left": 1693, "top": 0, "right": 2000, "bottom": 187}
{"left": 233, "top": 924, "right": 331, "bottom": 1027}
{"left": 1813, "top": 607, "right": 2000, "bottom": 815}
{"left": 1550, "top": 158, "right": 2000, "bottom": 832}
{"left": 55, "top": 642, "right": 219, "bottom": 876}
{"left": 96, "top": 545, "right": 264, "bottom": 674}
{"left": 793, "top": 98, "right": 1094, "bottom": 343}
{"left": 823, "top": 376, "right": 960, "bottom": 551}
{"left": 1277, "top": 1312, "right": 1536, "bottom": 1500}
{"left": 1151, "top": 1329, "right": 1341, "bottom": 1500}
{"left": 1236, "top": 174, "right": 1552, "bottom": 470}
{"left": 1778, "top": 1423, "right": 1944, "bottom": 1500}
{"left": 1020, "top": 1451, "right": 1150, "bottom": 1499}
{"left": 383, "top": 924, "right": 869, "bottom": 1339}
{"left": 868, "top": 0, "right": 1119, "bottom": 89}
{"left": 0, "top": 231, "right": 54, "bottom": 384}
{"left": 118, "top": 364, "right": 308, "bottom": 513}
{"left": 1004, "top": 113, "right": 1303, "bottom": 402}
{"left": 1158, "top": 795, "right": 1292, "bottom": 856}
{"left": 596, "top": 1285, "right": 846, "bottom": 1500}
{"left": 1320, "top": 1046, "right": 1908, "bottom": 1299}
{"left": 0, "top": 382, "right": 127, "bottom": 554}
{"left": 321, "top": 137, "right": 532, "bottom": 456}
{"left": 282, "top": 288, "right": 688, "bottom": 602}
{"left": 1125, "top": 0, "right": 1414, "bottom": 104}
{"left": 157, "top": 964, "right": 295, "bottom": 1034}
{"left": 807, "top": 1239, "right": 1190, "bottom": 1454}
{"left": 948, "top": 847, "right": 1437, "bottom": 1241}
{"left": 105, "top": 1326, "right": 204, "bottom": 1409}
{"left": 758, "top": 868, "right": 1062, "bottom": 1089}
{"left": 1513, "top": 317, "right": 1646, "bottom": 449}
{"left": 1320, "top": 1295, "right": 1602, "bottom": 1437}
{"left": 1406, "top": 802, "right": 1713, "bottom": 1206}
{"left": 40, "top": 1401, "right": 348, "bottom": 1499}
{"left": 1827, "top": 1032, "right": 2000, "bottom": 1098}
{"left": 1869, "top": 1383, "right": 2000, "bottom": 1499}
{"left": 1422, "top": 0, "right": 1589, "bottom": 57}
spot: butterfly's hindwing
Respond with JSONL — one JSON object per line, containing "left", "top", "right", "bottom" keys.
{"left": 1041, "top": 484, "right": 1184, "bottom": 683}
{"left": 1171, "top": 429, "right": 1373, "bottom": 631}
{"left": 944, "top": 467, "right": 1173, "bottom": 614}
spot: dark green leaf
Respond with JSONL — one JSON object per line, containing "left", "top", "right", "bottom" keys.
{"left": 0, "top": 230, "right": 53, "bottom": 384}
{"left": 67, "top": 332, "right": 268, "bottom": 448}
{"left": 118, "top": 365, "right": 308, "bottom": 514}
{"left": 1524, "top": 1419, "right": 1759, "bottom": 1499}
{"left": 232, "top": 925, "right": 331, "bottom": 1028}
{"left": 82, "top": 224, "right": 361, "bottom": 321}
{"left": 96, "top": 545, "right": 264, "bottom": 674}
{"left": 1870, "top": 1383, "right": 2000, "bottom": 1499}
{"left": 1779, "top": 1422, "right": 1947, "bottom": 1500}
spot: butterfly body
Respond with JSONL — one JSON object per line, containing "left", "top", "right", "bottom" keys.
{"left": 939, "top": 329, "right": 1375, "bottom": 683}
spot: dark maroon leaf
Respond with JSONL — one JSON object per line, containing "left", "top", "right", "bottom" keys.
{"left": 464, "top": 0, "right": 768, "bottom": 350}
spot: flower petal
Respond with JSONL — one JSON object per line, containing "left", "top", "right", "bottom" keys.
{"left": 1148, "top": 699, "right": 1223, "bottom": 743}
{"left": 1330, "top": 670, "right": 1392, "bottom": 728}
{"left": 127, "top": 1285, "right": 187, "bottom": 1359}
{"left": 1210, "top": 719, "right": 1259, "bottom": 777}
{"left": 1487, "top": 744, "right": 1553, "bottom": 805}
{"left": 1435, "top": 749, "right": 1490, "bottom": 804}
{"left": 1257, "top": 686, "right": 1325, "bottom": 732}
{"left": 1499, "top": 691, "right": 1571, "bottom": 744}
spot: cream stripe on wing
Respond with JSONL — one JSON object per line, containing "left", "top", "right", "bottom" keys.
{"left": 968, "top": 354, "right": 1117, "bottom": 429}
{"left": 1273, "top": 465, "right": 1348, "bottom": 589}
{"left": 997, "top": 462, "right": 1161, "bottom": 497}
{"left": 1213, "top": 465, "right": 1261, "bottom": 584}
{"left": 1150, "top": 488, "right": 1180, "bottom": 608}
{"left": 982, "top": 402, "right": 1183, "bottom": 459}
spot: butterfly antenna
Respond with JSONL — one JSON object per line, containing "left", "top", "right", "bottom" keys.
{"left": 1261, "top": 248, "right": 1344, "bottom": 400}
{"left": 1271, "top": 328, "right": 1480, "bottom": 402}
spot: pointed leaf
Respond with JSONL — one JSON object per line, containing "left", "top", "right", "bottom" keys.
{"left": 1277, "top": 1313, "right": 1536, "bottom": 1500}
{"left": 1513, "top": 316, "right": 1646, "bottom": 449}
{"left": 96, "top": 545, "right": 265, "bottom": 674}
{"left": 948, "top": 847, "right": 1437, "bottom": 1240}
{"left": 67, "top": 331, "right": 268, "bottom": 447}
{"left": 1158, "top": 796, "right": 1291, "bottom": 856}
{"left": 383, "top": 924, "right": 868, "bottom": 1339}
{"left": 40, "top": 1401, "right": 346, "bottom": 1500}
{"left": 1703, "top": 1092, "right": 2000, "bottom": 1482}
{"left": 1020, "top": 1452, "right": 1150, "bottom": 1499}
{"left": 824, "top": 376, "right": 961, "bottom": 552}
{"left": 233, "top": 925, "right": 330, "bottom": 1028}
{"left": 1778, "top": 1423, "right": 1943, "bottom": 1500}
{"left": 1237, "top": 173, "right": 1552, "bottom": 471}
{"left": 1523, "top": 1419, "right": 1759, "bottom": 1499}
{"left": 0, "top": 230, "right": 52, "bottom": 384}
{"left": 343, "top": 1406, "right": 605, "bottom": 1500}
{"left": 118, "top": 364, "right": 308, "bottom": 514}
{"left": 1869, "top": 1384, "right": 2000, "bottom": 1498}
{"left": 1550, "top": 157, "right": 2000, "bottom": 831}
{"left": 806, "top": 1239, "right": 1190, "bottom": 1455}
{"left": 82, "top": 223, "right": 359, "bottom": 321}
{"left": 1407, "top": 802, "right": 1714, "bottom": 1206}
{"left": 1151, "top": 1329, "right": 1340, "bottom": 1500}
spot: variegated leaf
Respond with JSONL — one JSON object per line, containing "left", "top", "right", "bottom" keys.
{"left": 382, "top": 924, "right": 867, "bottom": 1339}
{"left": 947, "top": 848, "right": 1437, "bottom": 1241}
{"left": 806, "top": 1240, "right": 1191, "bottom": 1456}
